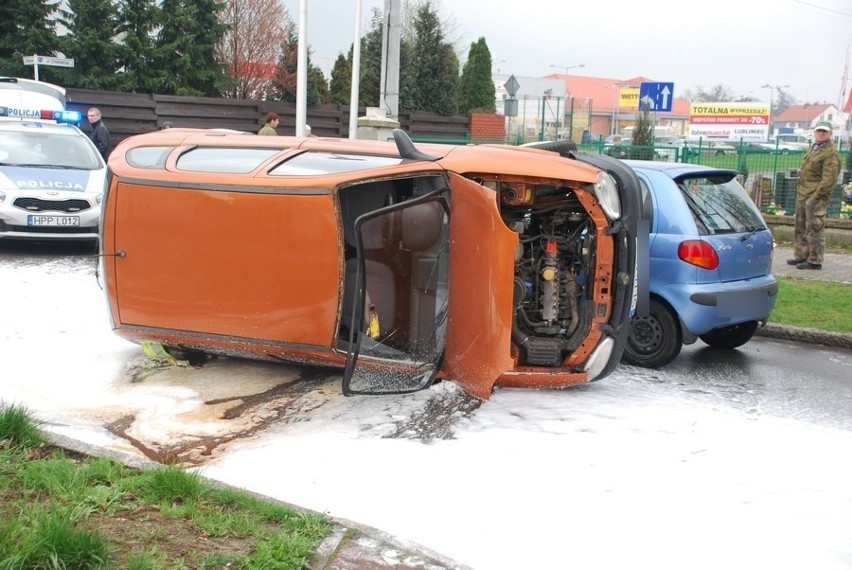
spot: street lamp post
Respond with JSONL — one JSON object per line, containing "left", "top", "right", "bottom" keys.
{"left": 549, "top": 63, "right": 585, "bottom": 75}
{"left": 609, "top": 84, "right": 620, "bottom": 135}
{"left": 761, "top": 83, "right": 789, "bottom": 141}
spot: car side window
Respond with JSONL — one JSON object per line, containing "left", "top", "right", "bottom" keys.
{"left": 176, "top": 147, "right": 280, "bottom": 173}
{"left": 268, "top": 152, "right": 404, "bottom": 176}
{"left": 127, "top": 146, "right": 174, "bottom": 169}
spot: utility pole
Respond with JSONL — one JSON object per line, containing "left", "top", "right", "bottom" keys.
{"left": 295, "top": 0, "right": 308, "bottom": 137}
{"left": 761, "top": 83, "right": 789, "bottom": 142}
{"left": 348, "top": 0, "right": 362, "bottom": 139}
{"left": 379, "top": 0, "right": 401, "bottom": 120}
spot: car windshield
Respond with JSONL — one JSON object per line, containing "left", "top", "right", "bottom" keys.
{"left": 676, "top": 174, "right": 765, "bottom": 235}
{"left": 0, "top": 130, "right": 101, "bottom": 170}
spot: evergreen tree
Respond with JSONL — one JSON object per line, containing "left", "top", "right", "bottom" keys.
{"left": 329, "top": 53, "right": 351, "bottom": 105}
{"left": 308, "top": 65, "right": 330, "bottom": 104}
{"left": 58, "top": 0, "right": 122, "bottom": 89}
{"left": 269, "top": 26, "right": 328, "bottom": 105}
{"left": 154, "top": 0, "right": 228, "bottom": 96}
{"left": 433, "top": 43, "right": 459, "bottom": 115}
{"left": 0, "top": 0, "right": 61, "bottom": 81}
{"left": 631, "top": 105, "right": 654, "bottom": 160}
{"left": 458, "top": 37, "right": 495, "bottom": 115}
{"left": 116, "top": 0, "right": 162, "bottom": 93}
{"left": 409, "top": 2, "right": 458, "bottom": 115}
{"left": 358, "top": 9, "right": 383, "bottom": 108}
{"left": 398, "top": 39, "right": 417, "bottom": 111}
{"left": 270, "top": 25, "right": 297, "bottom": 101}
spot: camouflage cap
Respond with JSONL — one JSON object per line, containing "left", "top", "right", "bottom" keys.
{"left": 814, "top": 121, "right": 833, "bottom": 132}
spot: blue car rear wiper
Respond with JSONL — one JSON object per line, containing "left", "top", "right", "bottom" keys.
{"left": 740, "top": 227, "right": 763, "bottom": 241}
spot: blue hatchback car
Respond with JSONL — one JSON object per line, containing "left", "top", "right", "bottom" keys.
{"left": 622, "top": 161, "right": 778, "bottom": 368}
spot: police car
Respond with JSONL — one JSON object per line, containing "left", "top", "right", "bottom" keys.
{"left": 0, "top": 77, "right": 105, "bottom": 241}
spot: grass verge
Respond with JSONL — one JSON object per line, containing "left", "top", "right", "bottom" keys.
{"left": 0, "top": 404, "right": 331, "bottom": 569}
{"left": 772, "top": 277, "right": 852, "bottom": 333}
{"left": 774, "top": 238, "right": 852, "bottom": 255}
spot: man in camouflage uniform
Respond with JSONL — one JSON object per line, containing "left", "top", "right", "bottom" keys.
{"left": 787, "top": 121, "right": 841, "bottom": 270}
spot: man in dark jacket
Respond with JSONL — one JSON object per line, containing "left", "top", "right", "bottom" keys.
{"left": 86, "top": 107, "right": 110, "bottom": 159}
{"left": 787, "top": 121, "right": 841, "bottom": 270}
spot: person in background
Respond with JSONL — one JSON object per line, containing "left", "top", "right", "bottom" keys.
{"left": 787, "top": 121, "right": 841, "bottom": 270}
{"left": 258, "top": 112, "right": 279, "bottom": 135}
{"left": 86, "top": 108, "right": 110, "bottom": 159}
{"left": 606, "top": 135, "right": 628, "bottom": 159}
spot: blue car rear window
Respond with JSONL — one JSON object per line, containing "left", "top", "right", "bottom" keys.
{"left": 677, "top": 174, "right": 765, "bottom": 235}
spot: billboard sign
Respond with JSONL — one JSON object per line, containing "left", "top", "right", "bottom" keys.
{"left": 688, "top": 102, "right": 770, "bottom": 141}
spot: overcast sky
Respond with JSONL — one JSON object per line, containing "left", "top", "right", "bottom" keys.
{"left": 281, "top": 0, "right": 852, "bottom": 107}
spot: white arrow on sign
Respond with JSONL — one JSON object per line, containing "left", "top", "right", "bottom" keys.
{"left": 640, "top": 95, "right": 655, "bottom": 110}
{"left": 659, "top": 85, "right": 671, "bottom": 112}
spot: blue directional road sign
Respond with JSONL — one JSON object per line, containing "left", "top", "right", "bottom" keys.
{"left": 639, "top": 82, "right": 674, "bottom": 112}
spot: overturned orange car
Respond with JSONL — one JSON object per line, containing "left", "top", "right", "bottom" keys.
{"left": 100, "top": 129, "right": 645, "bottom": 399}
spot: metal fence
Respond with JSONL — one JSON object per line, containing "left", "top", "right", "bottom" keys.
{"left": 576, "top": 140, "right": 852, "bottom": 219}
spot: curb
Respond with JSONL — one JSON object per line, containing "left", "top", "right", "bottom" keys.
{"left": 756, "top": 322, "right": 852, "bottom": 349}
{"left": 42, "top": 429, "right": 466, "bottom": 570}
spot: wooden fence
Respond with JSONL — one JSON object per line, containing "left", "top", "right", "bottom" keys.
{"left": 64, "top": 88, "right": 472, "bottom": 150}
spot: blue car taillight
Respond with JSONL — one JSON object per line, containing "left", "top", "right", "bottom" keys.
{"left": 678, "top": 240, "right": 719, "bottom": 270}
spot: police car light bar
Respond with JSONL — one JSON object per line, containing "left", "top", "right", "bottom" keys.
{"left": 47, "top": 110, "right": 82, "bottom": 124}
{"left": 0, "top": 106, "right": 82, "bottom": 125}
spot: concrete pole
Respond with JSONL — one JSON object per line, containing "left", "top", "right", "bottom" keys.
{"left": 348, "top": 0, "right": 362, "bottom": 139}
{"left": 379, "top": 0, "right": 400, "bottom": 119}
{"left": 295, "top": 0, "right": 308, "bottom": 136}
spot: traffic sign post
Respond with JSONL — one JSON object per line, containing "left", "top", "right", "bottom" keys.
{"left": 503, "top": 75, "right": 520, "bottom": 117}
{"left": 639, "top": 82, "right": 674, "bottom": 112}
{"left": 22, "top": 54, "right": 75, "bottom": 81}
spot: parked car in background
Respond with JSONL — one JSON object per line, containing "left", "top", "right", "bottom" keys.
{"left": 102, "top": 129, "right": 644, "bottom": 399}
{"left": 621, "top": 161, "right": 778, "bottom": 368}
{"left": 653, "top": 136, "right": 682, "bottom": 161}
{"left": 681, "top": 139, "right": 737, "bottom": 157}
{"left": 0, "top": 111, "right": 105, "bottom": 242}
{"left": 747, "top": 140, "right": 802, "bottom": 154}
{"left": 771, "top": 133, "right": 811, "bottom": 151}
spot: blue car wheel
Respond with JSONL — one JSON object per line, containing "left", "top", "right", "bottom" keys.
{"left": 623, "top": 298, "right": 682, "bottom": 368}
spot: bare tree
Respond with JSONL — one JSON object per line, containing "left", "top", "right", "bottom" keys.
{"left": 686, "top": 84, "right": 738, "bottom": 103}
{"left": 401, "top": 0, "right": 462, "bottom": 53}
{"left": 217, "top": 0, "right": 292, "bottom": 99}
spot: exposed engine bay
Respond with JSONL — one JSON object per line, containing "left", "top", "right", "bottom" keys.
{"left": 496, "top": 181, "right": 598, "bottom": 367}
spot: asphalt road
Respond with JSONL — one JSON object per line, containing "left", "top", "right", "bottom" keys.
{"left": 1, "top": 239, "right": 850, "bottom": 445}
{"left": 2, "top": 239, "right": 851, "bottom": 568}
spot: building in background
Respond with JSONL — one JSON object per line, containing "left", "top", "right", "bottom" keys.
{"left": 494, "top": 72, "right": 694, "bottom": 144}
{"left": 774, "top": 103, "right": 845, "bottom": 141}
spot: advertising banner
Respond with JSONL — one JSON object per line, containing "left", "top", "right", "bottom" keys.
{"left": 618, "top": 87, "right": 639, "bottom": 108}
{"left": 688, "top": 102, "right": 770, "bottom": 141}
